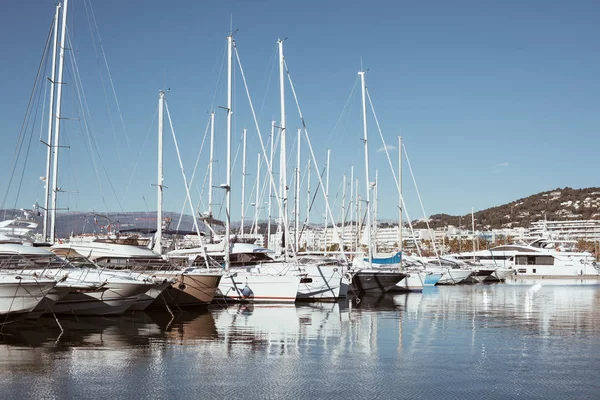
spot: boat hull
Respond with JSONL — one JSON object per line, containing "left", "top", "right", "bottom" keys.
{"left": 0, "top": 277, "right": 56, "bottom": 316}
{"left": 437, "top": 269, "right": 473, "bottom": 285}
{"left": 53, "top": 280, "right": 150, "bottom": 316}
{"left": 390, "top": 272, "right": 424, "bottom": 292}
{"left": 215, "top": 272, "right": 300, "bottom": 303}
{"left": 350, "top": 270, "right": 406, "bottom": 293}
{"left": 151, "top": 272, "right": 222, "bottom": 307}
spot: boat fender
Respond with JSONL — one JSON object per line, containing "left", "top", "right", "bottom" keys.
{"left": 241, "top": 285, "right": 252, "bottom": 298}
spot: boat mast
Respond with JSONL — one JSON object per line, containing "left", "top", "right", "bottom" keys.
{"left": 240, "top": 128, "right": 247, "bottom": 236}
{"left": 295, "top": 128, "right": 301, "bottom": 252}
{"left": 306, "top": 158, "right": 311, "bottom": 250}
{"left": 267, "top": 120, "right": 275, "bottom": 249}
{"left": 254, "top": 153, "right": 261, "bottom": 235}
{"left": 278, "top": 38, "right": 288, "bottom": 257}
{"left": 155, "top": 90, "right": 165, "bottom": 254}
{"left": 472, "top": 206, "right": 476, "bottom": 257}
{"left": 225, "top": 33, "right": 233, "bottom": 270}
{"left": 341, "top": 172, "right": 346, "bottom": 250}
{"left": 49, "top": 0, "right": 69, "bottom": 243}
{"left": 350, "top": 165, "right": 354, "bottom": 252}
{"left": 398, "top": 136, "right": 403, "bottom": 253}
{"left": 43, "top": 3, "right": 60, "bottom": 242}
{"left": 355, "top": 179, "right": 360, "bottom": 253}
{"left": 207, "top": 111, "right": 215, "bottom": 238}
{"left": 373, "top": 169, "right": 378, "bottom": 253}
{"left": 359, "top": 70, "right": 373, "bottom": 265}
{"left": 324, "top": 149, "right": 331, "bottom": 254}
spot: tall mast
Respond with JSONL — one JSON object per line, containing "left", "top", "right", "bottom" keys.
{"left": 155, "top": 90, "right": 165, "bottom": 254}
{"left": 398, "top": 136, "right": 403, "bottom": 252}
{"left": 359, "top": 70, "right": 373, "bottom": 265}
{"left": 295, "top": 128, "right": 301, "bottom": 252}
{"left": 350, "top": 165, "right": 354, "bottom": 252}
{"left": 43, "top": 3, "right": 60, "bottom": 242}
{"left": 341, "top": 173, "right": 347, "bottom": 249}
{"left": 240, "top": 128, "right": 247, "bottom": 236}
{"left": 225, "top": 33, "right": 233, "bottom": 270}
{"left": 306, "top": 158, "right": 311, "bottom": 250}
{"left": 373, "top": 170, "right": 378, "bottom": 253}
{"left": 254, "top": 153, "right": 261, "bottom": 235}
{"left": 472, "top": 206, "right": 476, "bottom": 256}
{"left": 277, "top": 39, "right": 288, "bottom": 256}
{"left": 49, "top": 0, "right": 69, "bottom": 243}
{"left": 324, "top": 148, "right": 330, "bottom": 254}
{"left": 207, "top": 111, "right": 215, "bottom": 228}
{"left": 267, "top": 120, "right": 275, "bottom": 249}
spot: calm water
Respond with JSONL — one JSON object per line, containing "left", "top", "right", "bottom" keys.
{"left": 1, "top": 282, "right": 600, "bottom": 399}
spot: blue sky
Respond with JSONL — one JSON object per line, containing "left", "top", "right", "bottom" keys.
{"left": 1, "top": 0, "right": 599, "bottom": 225}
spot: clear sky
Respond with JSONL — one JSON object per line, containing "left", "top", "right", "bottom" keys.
{"left": 1, "top": 0, "right": 599, "bottom": 225}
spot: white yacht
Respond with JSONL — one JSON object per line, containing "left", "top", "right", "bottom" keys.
{"left": 0, "top": 271, "right": 56, "bottom": 318}
{"left": 56, "top": 238, "right": 222, "bottom": 307}
{"left": 0, "top": 243, "right": 153, "bottom": 316}
{"left": 454, "top": 237, "right": 600, "bottom": 278}
{"left": 169, "top": 243, "right": 312, "bottom": 302}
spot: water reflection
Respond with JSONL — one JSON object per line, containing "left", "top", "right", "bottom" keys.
{"left": 0, "top": 284, "right": 599, "bottom": 399}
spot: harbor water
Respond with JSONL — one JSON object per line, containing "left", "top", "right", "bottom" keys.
{"left": 1, "top": 281, "right": 600, "bottom": 399}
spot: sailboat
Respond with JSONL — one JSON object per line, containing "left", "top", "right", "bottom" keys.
{"left": 349, "top": 70, "right": 406, "bottom": 293}
{"left": 206, "top": 34, "right": 300, "bottom": 303}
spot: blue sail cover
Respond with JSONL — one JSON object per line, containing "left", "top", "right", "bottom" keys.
{"left": 365, "top": 252, "right": 402, "bottom": 265}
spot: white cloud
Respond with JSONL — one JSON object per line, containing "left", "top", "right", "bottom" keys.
{"left": 376, "top": 145, "right": 396, "bottom": 153}
{"left": 495, "top": 162, "right": 509, "bottom": 167}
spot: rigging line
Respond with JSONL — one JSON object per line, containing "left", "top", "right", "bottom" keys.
{"left": 1, "top": 16, "right": 55, "bottom": 212}
{"left": 365, "top": 87, "right": 422, "bottom": 256}
{"left": 163, "top": 100, "right": 203, "bottom": 239}
{"left": 85, "top": 0, "right": 131, "bottom": 152}
{"left": 233, "top": 43, "right": 296, "bottom": 258}
{"left": 327, "top": 77, "right": 359, "bottom": 148}
{"left": 403, "top": 143, "right": 441, "bottom": 259}
{"left": 121, "top": 107, "right": 158, "bottom": 202}
{"left": 282, "top": 59, "right": 347, "bottom": 260}
{"left": 256, "top": 43, "right": 278, "bottom": 124}
{"left": 82, "top": 0, "right": 124, "bottom": 173}
{"left": 65, "top": 33, "right": 109, "bottom": 213}
{"left": 13, "top": 47, "right": 51, "bottom": 209}
{"left": 66, "top": 33, "right": 124, "bottom": 213}
{"left": 176, "top": 115, "right": 212, "bottom": 230}
{"left": 210, "top": 45, "right": 227, "bottom": 111}
{"left": 13, "top": 81, "right": 47, "bottom": 210}
{"left": 298, "top": 166, "right": 326, "bottom": 247}
{"left": 38, "top": 80, "right": 49, "bottom": 142}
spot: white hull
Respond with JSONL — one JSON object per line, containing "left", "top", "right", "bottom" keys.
{"left": 257, "top": 263, "right": 344, "bottom": 300}
{"left": 53, "top": 279, "right": 151, "bottom": 316}
{"left": 296, "top": 264, "right": 343, "bottom": 300}
{"left": 27, "top": 286, "right": 73, "bottom": 319}
{"left": 437, "top": 269, "right": 473, "bottom": 285}
{"left": 393, "top": 272, "right": 424, "bottom": 292}
{"left": 512, "top": 264, "right": 600, "bottom": 278}
{"left": 128, "top": 280, "right": 173, "bottom": 311}
{"left": 487, "top": 268, "right": 515, "bottom": 282}
{"left": 215, "top": 272, "right": 300, "bottom": 303}
{"left": 0, "top": 275, "right": 56, "bottom": 316}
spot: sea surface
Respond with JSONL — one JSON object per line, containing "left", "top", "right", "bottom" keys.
{"left": 1, "top": 281, "right": 600, "bottom": 399}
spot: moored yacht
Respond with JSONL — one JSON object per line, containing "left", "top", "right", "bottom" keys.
{"left": 0, "top": 272, "right": 56, "bottom": 318}
{"left": 54, "top": 239, "right": 222, "bottom": 308}
{"left": 350, "top": 253, "right": 407, "bottom": 293}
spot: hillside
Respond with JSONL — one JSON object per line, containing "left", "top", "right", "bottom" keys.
{"left": 413, "top": 187, "right": 600, "bottom": 230}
